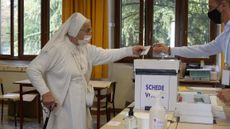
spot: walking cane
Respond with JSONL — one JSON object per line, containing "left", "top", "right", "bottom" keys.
{"left": 42, "top": 104, "right": 52, "bottom": 129}
{"left": 43, "top": 109, "right": 51, "bottom": 129}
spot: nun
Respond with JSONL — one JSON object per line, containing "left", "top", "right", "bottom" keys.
{"left": 26, "top": 12, "right": 144, "bottom": 129}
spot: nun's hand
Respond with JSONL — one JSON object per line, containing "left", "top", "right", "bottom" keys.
{"left": 217, "top": 89, "right": 230, "bottom": 105}
{"left": 42, "top": 91, "right": 57, "bottom": 110}
{"left": 132, "top": 45, "right": 145, "bottom": 56}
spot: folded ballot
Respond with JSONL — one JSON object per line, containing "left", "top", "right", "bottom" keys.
{"left": 140, "top": 46, "right": 151, "bottom": 55}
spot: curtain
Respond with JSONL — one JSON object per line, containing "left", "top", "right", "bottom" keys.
{"left": 62, "top": 0, "right": 109, "bottom": 79}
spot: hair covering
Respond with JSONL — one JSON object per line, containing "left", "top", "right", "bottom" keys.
{"left": 42, "top": 12, "right": 87, "bottom": 52}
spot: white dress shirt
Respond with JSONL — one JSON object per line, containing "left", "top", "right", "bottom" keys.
{"left": 171, "top": 20, "right": 230, "bottom": 65}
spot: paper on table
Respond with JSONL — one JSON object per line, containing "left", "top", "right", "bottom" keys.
{"left": 107, "top": 121, "right": 121, "bottom": 126}
{"left": 140, "top": 46, "right": 151, "bottom": 55}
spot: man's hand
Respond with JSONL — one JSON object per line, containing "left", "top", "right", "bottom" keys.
{"left": 152, "top": 43, "right": 169, "bottom": 54}
{"left": 217, "top": 89, "right": 230, "bottom": 105}
{"left": 42, "top": 91, "right": 57, "bottom": 110}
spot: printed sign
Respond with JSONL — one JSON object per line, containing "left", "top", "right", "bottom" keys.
{"left": 140, "top": 75, "right": 169, "bottom": 109}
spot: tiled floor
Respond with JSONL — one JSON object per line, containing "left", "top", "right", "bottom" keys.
{"left": 0, "top": 106, "right": 108, "bottom": 129}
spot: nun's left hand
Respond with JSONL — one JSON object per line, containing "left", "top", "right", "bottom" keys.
{"left": 132, "top": 45, "right": 145, "bottom": 56}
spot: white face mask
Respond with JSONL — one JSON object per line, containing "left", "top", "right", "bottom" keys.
{"left": 78, "top": 35, "right": 92, "bottom": 46}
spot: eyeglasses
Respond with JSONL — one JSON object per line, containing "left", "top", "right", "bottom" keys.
{"left": 80, "top": 28, "right": 92, "bottom": 33}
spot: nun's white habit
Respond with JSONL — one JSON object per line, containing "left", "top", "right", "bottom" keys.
{"left": 26, "top": 13, "right": 134, "bottom": 129}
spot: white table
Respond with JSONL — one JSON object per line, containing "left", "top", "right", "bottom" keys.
{"left": 100, "top": 88, "right": 230, "bottom": 129}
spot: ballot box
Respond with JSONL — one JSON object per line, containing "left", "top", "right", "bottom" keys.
{"left": 134, "top": 59, "right": 180, "bottom": 111}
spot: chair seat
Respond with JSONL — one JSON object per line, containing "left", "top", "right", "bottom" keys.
{"left": 0, "top": 93, "right": 37, "bottom": 102}
{"left": 90, "top": 102, "right": 113, "bottom": 111}
{"left": 22, "top": 94, "right": 37, "bottom": 102}
{"left": 0, "top": 93, "right": 20, "bottom": 101}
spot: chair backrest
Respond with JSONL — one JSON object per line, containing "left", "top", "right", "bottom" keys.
{"left": 106, "top": 81, "right": 116, "bottom": 104}
{"left": 92, "top": 80, "right": 116, "bottom": 105}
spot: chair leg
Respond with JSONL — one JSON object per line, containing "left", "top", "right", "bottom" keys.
{"left": 14, "top": 102, "right": 17, "bottom": 126}
{"left": 106, "top": 98, "right": 110, "bottom": 122}
{"left": 106, "top": 108, "right": 111, "bottom": 122}
{"left": 38, "top": 96, "right": 41, "bottom": 124}
{"left": 112, "top": 102, "right": 115, "bottom": 117}
{"left": 1, "top": 100, "right": 4, "bottom": 122}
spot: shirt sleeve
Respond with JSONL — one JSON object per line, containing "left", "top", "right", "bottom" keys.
{"left": 88, "top": 45, "right": 133, "bottom": 65}
{"left": 26, "top": 48, "right": 61, "bottom": 95}
{"left": 171, "top": 39, "right": 222, "bottom": 58}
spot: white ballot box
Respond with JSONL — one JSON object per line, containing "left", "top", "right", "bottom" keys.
{"left": 134, "top": 59, "right": 180, "bottom": 111}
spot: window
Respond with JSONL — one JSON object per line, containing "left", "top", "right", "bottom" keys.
{"left": 50, "top": 0, "right": 62, "bottom": 37}
{"left": 115, "top": 0, "right": 217, "bottom": 64}
{"left": 0, "top": 0, "right": 62, "bottom": 60}
{"left": 153, "top": 0, "right": 176, "bottom": 47}
{"left": 0, "top": 0, "right": 13, "bottom": 55}
{"left": 23, "top": 0, "right": 41, "bottom": 55}
{"left": 121, "top": 0, "right": 140, "bottom": 47}
{"left": 188, "top": 0, "right": 209, "bottom": 46}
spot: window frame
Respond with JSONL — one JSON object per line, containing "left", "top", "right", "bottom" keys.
{"left": 0, "top": 0, "right": 50, "bottom": 60}
{"left": 175, "top": 0, "right": 217, "bottom": 64}
{"left": 115, "top": 0, "right": 217, "bottom": 64}
{"left": 115, "top": 0, "right": 147, "bottom": 63}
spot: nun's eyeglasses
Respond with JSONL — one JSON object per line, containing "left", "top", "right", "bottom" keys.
{"left": 80, "top": 28, "right": 92, "bottom": 33}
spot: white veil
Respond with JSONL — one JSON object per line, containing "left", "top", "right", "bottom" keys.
{"left": 41, "top": 12, "right": 87, "bottom": 52}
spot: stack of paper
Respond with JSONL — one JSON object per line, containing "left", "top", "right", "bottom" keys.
{"left": 175, "top": 92, "right": 213, "bottom": 124}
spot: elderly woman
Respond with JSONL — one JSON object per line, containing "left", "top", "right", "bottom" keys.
{"left": 26, "top": 13, "right": 144, "bottom": 129}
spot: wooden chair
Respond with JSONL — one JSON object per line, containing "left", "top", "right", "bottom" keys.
{"left": 91, "top": 81, "right": 116, "bottom": 121}
{"left": 0, "top": 79, "right": 36, "bottom": 126}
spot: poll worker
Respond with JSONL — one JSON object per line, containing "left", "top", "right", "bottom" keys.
{"left": 26, "top": 12, "right": 144, "bottom": 129}
{"left": 152, "top": 0, "right": 230, "bottom": 105}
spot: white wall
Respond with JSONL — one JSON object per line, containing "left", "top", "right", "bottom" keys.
{"left": 109, "top": 63, "right": 135, "bottom": 108}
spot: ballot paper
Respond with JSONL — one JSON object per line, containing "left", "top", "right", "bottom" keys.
{"left": 140, "top": 46, "right": 151, "bottom": 55}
